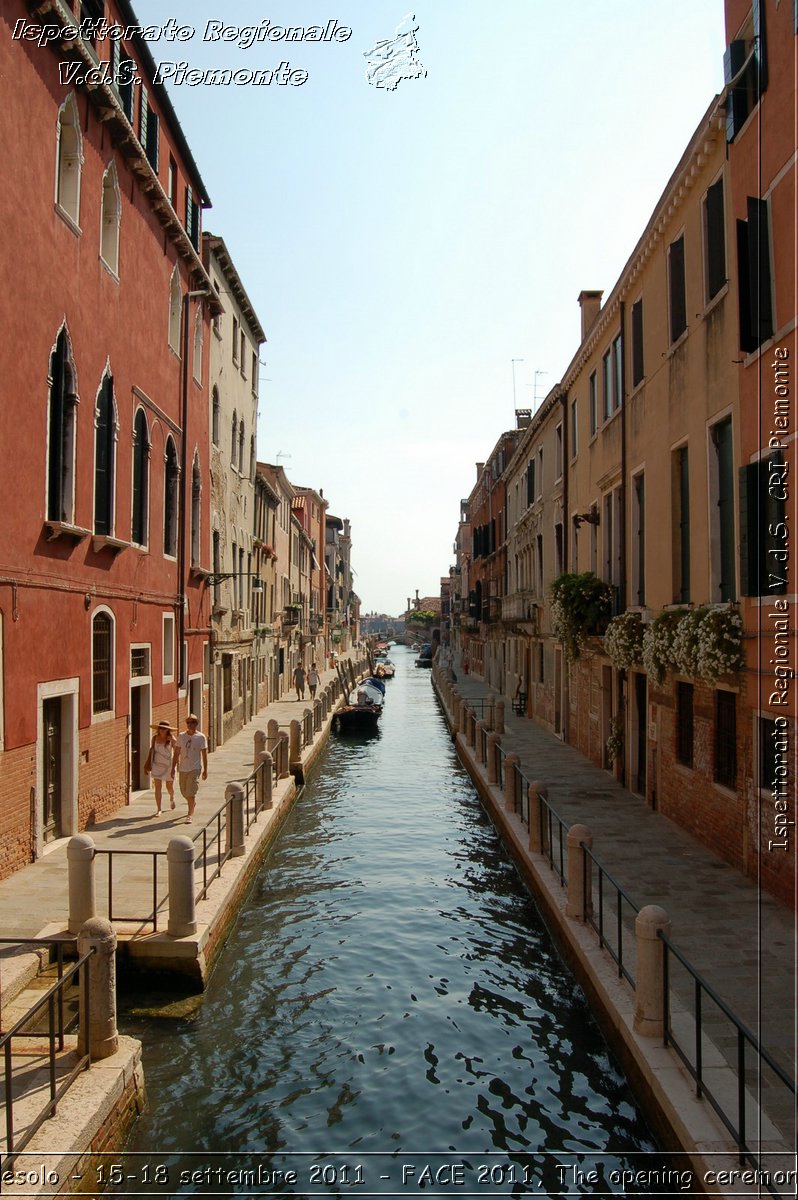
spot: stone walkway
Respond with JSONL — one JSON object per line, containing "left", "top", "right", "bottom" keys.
{"left": 445, "top": 660, "right": 796, "bottom": 1120}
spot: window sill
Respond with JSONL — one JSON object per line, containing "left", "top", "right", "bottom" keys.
{"left": 92, "top": 534, "right": 128, "bottom": 555}
{"left": 55, "top": 204, "right": 81, "bottom": 238}
{"left": 701, "top": 282, "right": 728, "bottom": 319}
{"left": 44, "top": 520, "right": 91, "bottom": 543}
{"left": 712, "top": 780, "right": 738, "bottom": 800}
{"left": 91, "top": 709, "right": 116, "bottom": 725}
{"left": 99, "top": 255, "right": 120, "bottom": 283}
{"left": 130, "top": 541, "right": 149, "bottom": 554}
{"left": 190, "top": 564, "right": 210, "bottom": 580}
{"left": 666, "top": 327, "right": 689, "bottom": 357}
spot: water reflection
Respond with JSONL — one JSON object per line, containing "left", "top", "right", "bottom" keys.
{"left": 119, "top": 647, "right": 666, "bottom": 1195}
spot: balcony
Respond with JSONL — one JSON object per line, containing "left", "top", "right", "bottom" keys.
{"left": 283, "top": 605, "right": 300, "bottom": 627}
{"left": 501, "top": 592, "right": 540, "bottom": 628}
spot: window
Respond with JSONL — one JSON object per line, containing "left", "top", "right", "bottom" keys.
{"left": 232, "top": 541, "right": 238, "bottom": 609}
{"left": 131, "top": 408, "right": 149, "bottom": 545}
{"left": 631, "top": 299, "right": 644, "bottom": 388}
{"left": 185, "top": 185, "right": 199, "bottom": 250}
{"left": 740, "top": 454, "right": 787, "bottom": 596}
{"left": 589, "top": 370, "right": 598, "bottom": 436}
{"left": 715, "top": 691, "right": 737, "bottom": 789}
{"left": 724, "top": 0, "right": 767, "bottom": 142}
{"left": 238, "top": 420, "right": 245, "bottom": 474}
{"left": 676, "top": 682, "right": 694, "bottom": 768}
{"left": 231, "top": 410, "right": 238, "bottom": 463}
{"left": 168, "top": 155, "right": 177, "bottom": 207}
{"left": 668, "top": 235, "right": 687, "bottom": 343}
{"left": 47, "top": 327, "right": 78, "bottom": 524}
{"left": 736, "top": 197, "right": 774, "bottom": 352}
{"left": 537, "top": 448, "right": 543, "bottom": 498}
{"left": 571, "top": 515, "right": 579, "bottom": 573}
{"left": 56, "top": 94, "right": 82, "bottom": 227}
{"left": 613, "top": 334, "right": 622, "bottom": 411}
{"left": 709, "top": 417, "right": 736, "bottom": 602}
{"left": 138, "top": 86, "right": 159, "bottom": 171}
{"left": 162, "top": 613, "right": 175, "bottom": 682}
{"left": 554, "top": 522, "right": 563, "bottom": 576}
{"left": 191, "top": 456, "right": 201, "bottom": 567}
{"left": 555, "top": 424, "right": 563, "bottom": 481}
{"left": 240, "top": 331, "right": 246, "bottom": 376}
{"left": 211, "top": 387, "right": 220, "bottom": 446}
{"left": 232, "top": 317, "right": 239, "bottom": 364}
{"left": 526, "top": 458, "right": 535, "bottom": 507}
{"left": 704, "top": 178, "right": 726, "bottom": 302}
{"left": 131, "top": 646, "right": 150, "bottom": 678}
{"left": 632, "top": 472, "right": 645, "bottom": 606}
{"left": 535, "top": 535, "right": 543, "bottom": 597}
{"left": 168, "top": 266, "right": 182, "bottom": 353}
{"left": 570, "top": 398, "right": 578, "bottom": 460}
{"left": 603, "top": 486, "right": 622, "bottom": 593}
{"left": 163, "top": 437, "right": 178, "bottom": 557}
{"left": 249, "top": 436, "right": 256, "bottom": 482}
{"left": 113, "top": 47, "right": 135, "bottom": 123}
{"left": 672, "top": 446, "right": 690, "bottom": 603}
{"left": 192, "top": 305, "right": 203, "bottom": 383}
{"left": 212, "top": 529, "right": 221, "bottom": 606}
{"left": 94, "top": 373, "right": 115, "bottom": 535}
{"left": 251, "top": 350, "right": 258, "bottom": 395}
{"left": 92, "top": 610, "right": 113, "bottom": 715}
{"left": 602, "top": 349, "right": 613, "bottom": 421}
{"left": 99, "top": 161, "right": 121, "bottom": 275}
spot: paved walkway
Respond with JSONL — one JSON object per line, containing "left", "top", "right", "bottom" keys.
{"left": 444, "top": 661, "right": 796, "bottom": 1097}
{"left": 0, "top": 654, "right": 365, "bottom": 943}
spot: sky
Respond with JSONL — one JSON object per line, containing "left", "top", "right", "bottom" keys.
{"left": 135, "top": 0, "right": 726, "bottom": 616}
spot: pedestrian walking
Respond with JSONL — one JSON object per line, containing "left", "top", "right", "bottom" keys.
{"left": 293, "top": 664, "right": 306, "bottom": 700}
{"left": 144, "top": 720, "right": 176, "bottom": 816}
{"left": 172, "top": 713, "right": 208, "bottom": 823}
{"left": 307, "top": 662, "right": 320, "bottom": 700}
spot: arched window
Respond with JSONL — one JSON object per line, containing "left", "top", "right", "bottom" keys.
{"left": 131, "top": 408, "right": 149, "bottom": 546}
{"left": 92, "top": 609, "right": 114, "bottom": 715}
{"left": 47, "top": 326, "right": 78, "bottom": 524}
{"left": 211, "top": 386, "right": 220, "bottom": 446}
{"left": 238, "top": 420, "right": 245, "bottom": 473}
{"left": 192, "top": 305, "right": 203, "bottom": 383}
{"left": 55, "top": 94, "right": 82, "bottom": 227}
{"left": 94, "top": 372, "right": 116, "bottom": 535}
{"left": 231, "top": 410, "right": 237, "bottom": 463}
{"left": 168, "top": 266, "right": 182, "bottom": 353}
{"left": 99, "top": 161, "right": 121, "bottom": 275}
{"left": 191, "top": 454, "right": 201, "bottom": 567}
{"left": 163, "top": 436, "right": 179, "bottom": 557}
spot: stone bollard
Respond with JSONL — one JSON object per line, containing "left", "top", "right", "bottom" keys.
{"left": 487, "top": 733, "right": 500, "bottom": 784}
{"left": 68, "top": 834, "right": 96, "bottom": 934}
{"left": 167, "top": 836, "right": 197, "bottom": 937}
{"left": 253, "top": 729, "right": 267, "bottom": 762}
{"left": 289, "top": 719, "right": 302, "bottom": 766}
{"left": 314, "top": 699, "right": 322, "bottom": 731}
{"left": 278, "top": 733, "right": 290, "bottom": 778}
{"left": 77, "top": 917, "right": 118, "bottom": 1060}
{"left": 495, "top": 700, "right": 505, "bottom": 736}
{"left": 566, "top": 824, "right": 593, "bottom": 920}
{"left": 257, "top": 751, "right": 273, "bottom": 809}
{"left": 475, "top": 719, "right": 486, "bottom": 763}
{"left": 527, "top": 781, "right": 548, "bottom": 853}
{"left": 634, "top": 905, "right": 671, "bottom": 1038}
{"left": 267, "top": 718, "right": 280, "bottom": 751}
{"left": 225, "top": 782, "right": 246, "bottom": 857}
{"left": 504, "top": 753, "right": 520, "bottom": 812}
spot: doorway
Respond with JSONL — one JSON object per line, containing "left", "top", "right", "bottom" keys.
{"left": 130, "top": 683, "right": 151, "bottom": 792}
{"left": 42, "top": 697, "right": 62, "bottom": 842}
{"left": 633, "top": 673, "right": 647, "bottom": 798}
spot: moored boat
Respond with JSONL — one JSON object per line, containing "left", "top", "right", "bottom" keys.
{"left": 415, "top": 642, "right": 434, "bottom": 668}
{"left": 334, "top": 675, "right": 386, "bottom": 733}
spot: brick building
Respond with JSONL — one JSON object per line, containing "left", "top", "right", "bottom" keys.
{"left": 0, "top": 0, "right": 219, "bottom": 876}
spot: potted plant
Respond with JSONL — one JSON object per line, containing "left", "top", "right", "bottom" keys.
{"left": 550, "top": 572, "right": 613, "bottom": 661}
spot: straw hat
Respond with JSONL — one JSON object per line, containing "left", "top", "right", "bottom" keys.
{"left": 150, "top": 720, "right": 176, "bottom": 734}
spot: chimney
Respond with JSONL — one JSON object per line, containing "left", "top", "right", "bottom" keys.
{"left": 476, "top": 462, "right": 484, "bottom": 478}
{"left": 578, "top": 290, "right": 603, "bottom": 340}
{"left": 515, "top": 408, "right": 532, "bottom": 430}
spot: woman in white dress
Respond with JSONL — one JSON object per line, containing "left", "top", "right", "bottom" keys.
{"left": 144, "top": 720, "right": 176, "bottom": 815}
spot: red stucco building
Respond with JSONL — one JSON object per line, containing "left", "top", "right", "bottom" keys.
{"left": 0, "top": 0, "right": 220, "bottom": 876}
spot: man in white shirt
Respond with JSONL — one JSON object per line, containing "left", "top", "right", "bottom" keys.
{"left": 172, "top": 714, "right": 208, "bottom": 823}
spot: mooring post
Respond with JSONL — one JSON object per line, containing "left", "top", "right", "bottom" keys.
{"left": 77, "top": 917, "right": 118, "bottom": 1060}
{"left": 634, "top": 906, "right": 671, "bottom": 1038}
{"left": 225, "top": 782, "right": 246, "bottom": 857}
{"left": 504, "top": 753, "right": 520, "bottom": 812}
{"left": 167, "top": 836, "right": 197, "bottom": 937}
{"left": 68, "top": 833, "right": 96, "bottom": 934}
{"left": 253, "top": 729, "right": 267, "bottom": 764}
{"left": 566, "top": 824, "right": 593, "bottom": 920}
{"left": 289, "top": 719, "right": 302, "bottom": 771}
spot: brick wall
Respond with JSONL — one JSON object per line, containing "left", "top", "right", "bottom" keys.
{"left": 78, "top": 717, "right": 129, "bottom": 827}
{"left": 0, "top": 744, "right": 36, "bottom": 878}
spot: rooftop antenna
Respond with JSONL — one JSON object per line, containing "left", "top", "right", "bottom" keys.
{"left": 527, "top": 369, "right": 548, "bottom": 409}
{"left": 511, "top": 358, "right": 524, "bottom": 410}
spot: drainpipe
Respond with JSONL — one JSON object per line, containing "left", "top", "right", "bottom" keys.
{"left": 619, "top": 300, "right": 627, "bottom": 614}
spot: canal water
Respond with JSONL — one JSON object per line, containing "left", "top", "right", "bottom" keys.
{"left": 118, "top": 646, "right": 668, "bottom": 1197}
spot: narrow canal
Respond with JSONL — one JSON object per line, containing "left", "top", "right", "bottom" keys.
{"left": 118, "top": 647, "right": 666, "bottom": 1196}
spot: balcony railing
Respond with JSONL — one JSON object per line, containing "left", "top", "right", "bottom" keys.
{"left": 500, "top": 592, "right": 540, "bottom": 625}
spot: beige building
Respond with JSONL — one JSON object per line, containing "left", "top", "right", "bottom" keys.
{"left": 203, "top": 234, "right": 266, "bottom": 747}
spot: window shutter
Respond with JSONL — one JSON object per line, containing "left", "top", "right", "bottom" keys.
{"left": 752, "top": 0, "right": 767, "bottom": 95}
{"left": 119, "top": 57, "right": 135, "bottom": 121}
{"left": 139, "top": 86, "right": 148, "bottom": 147}
{"left": 723, "top": 40, "right": 747, "bottom": 142}
{"left": 185, "top": 185, "right": 194, "bottom": 243}
{"left": 738, "top": 462, "right": 755, "bottom": 596}
{"left": 669, "top": 237, "right": 686, "bottom": 341}
{"left": 705, "top": 179, "right": 726, "bottom": 300}
{"left": 746, "top": 196, "right": 773, "bottom": 346}
{"left": 146, "top": 111, "right": 159, "bottom": 171}
{"left": 631, "top": 299, "right": 644, "bottom": 386}
{"left": 110, "top": 38, "right": 120, "bottom": 81}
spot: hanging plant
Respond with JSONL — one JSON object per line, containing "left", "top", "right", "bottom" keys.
{"left": 692, "top": 605, "right": 744, "bottom": 683}
{"left": 604, "top": 611, "right": 644, "bottom": 670}
{"left": 550, "top": 572, "right": 613, "bottom": 662}
{"left": 641, "top": 610, "right": 684, "bottom": 685}
{"left": 606, "top": 713, "right": 624, "bottom": 763}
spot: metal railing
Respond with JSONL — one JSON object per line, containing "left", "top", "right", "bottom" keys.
{"left": 94, "top": 848, "right": 165, "bottom": 930}
{"left": 443, "top": 682, "right": 797, "bottom": 1189}
{"left": 582, "top": 846, "right": 640, "bottom": 986}
{"left": 0, "top": 940, "right": 94, "bottom": 1171}
{"left": 661, "top": 933, "right": 796, "bottom": 1194}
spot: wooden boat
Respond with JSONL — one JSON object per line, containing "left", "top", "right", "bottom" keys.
{"left": 415, "top": 642, "right": 434, "bottom": 668}
{"left": 334, "top": 676, "right": 386, "bottom": 732}
{"left": 380, "top": 659, "right": 396, "bottom": 678}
